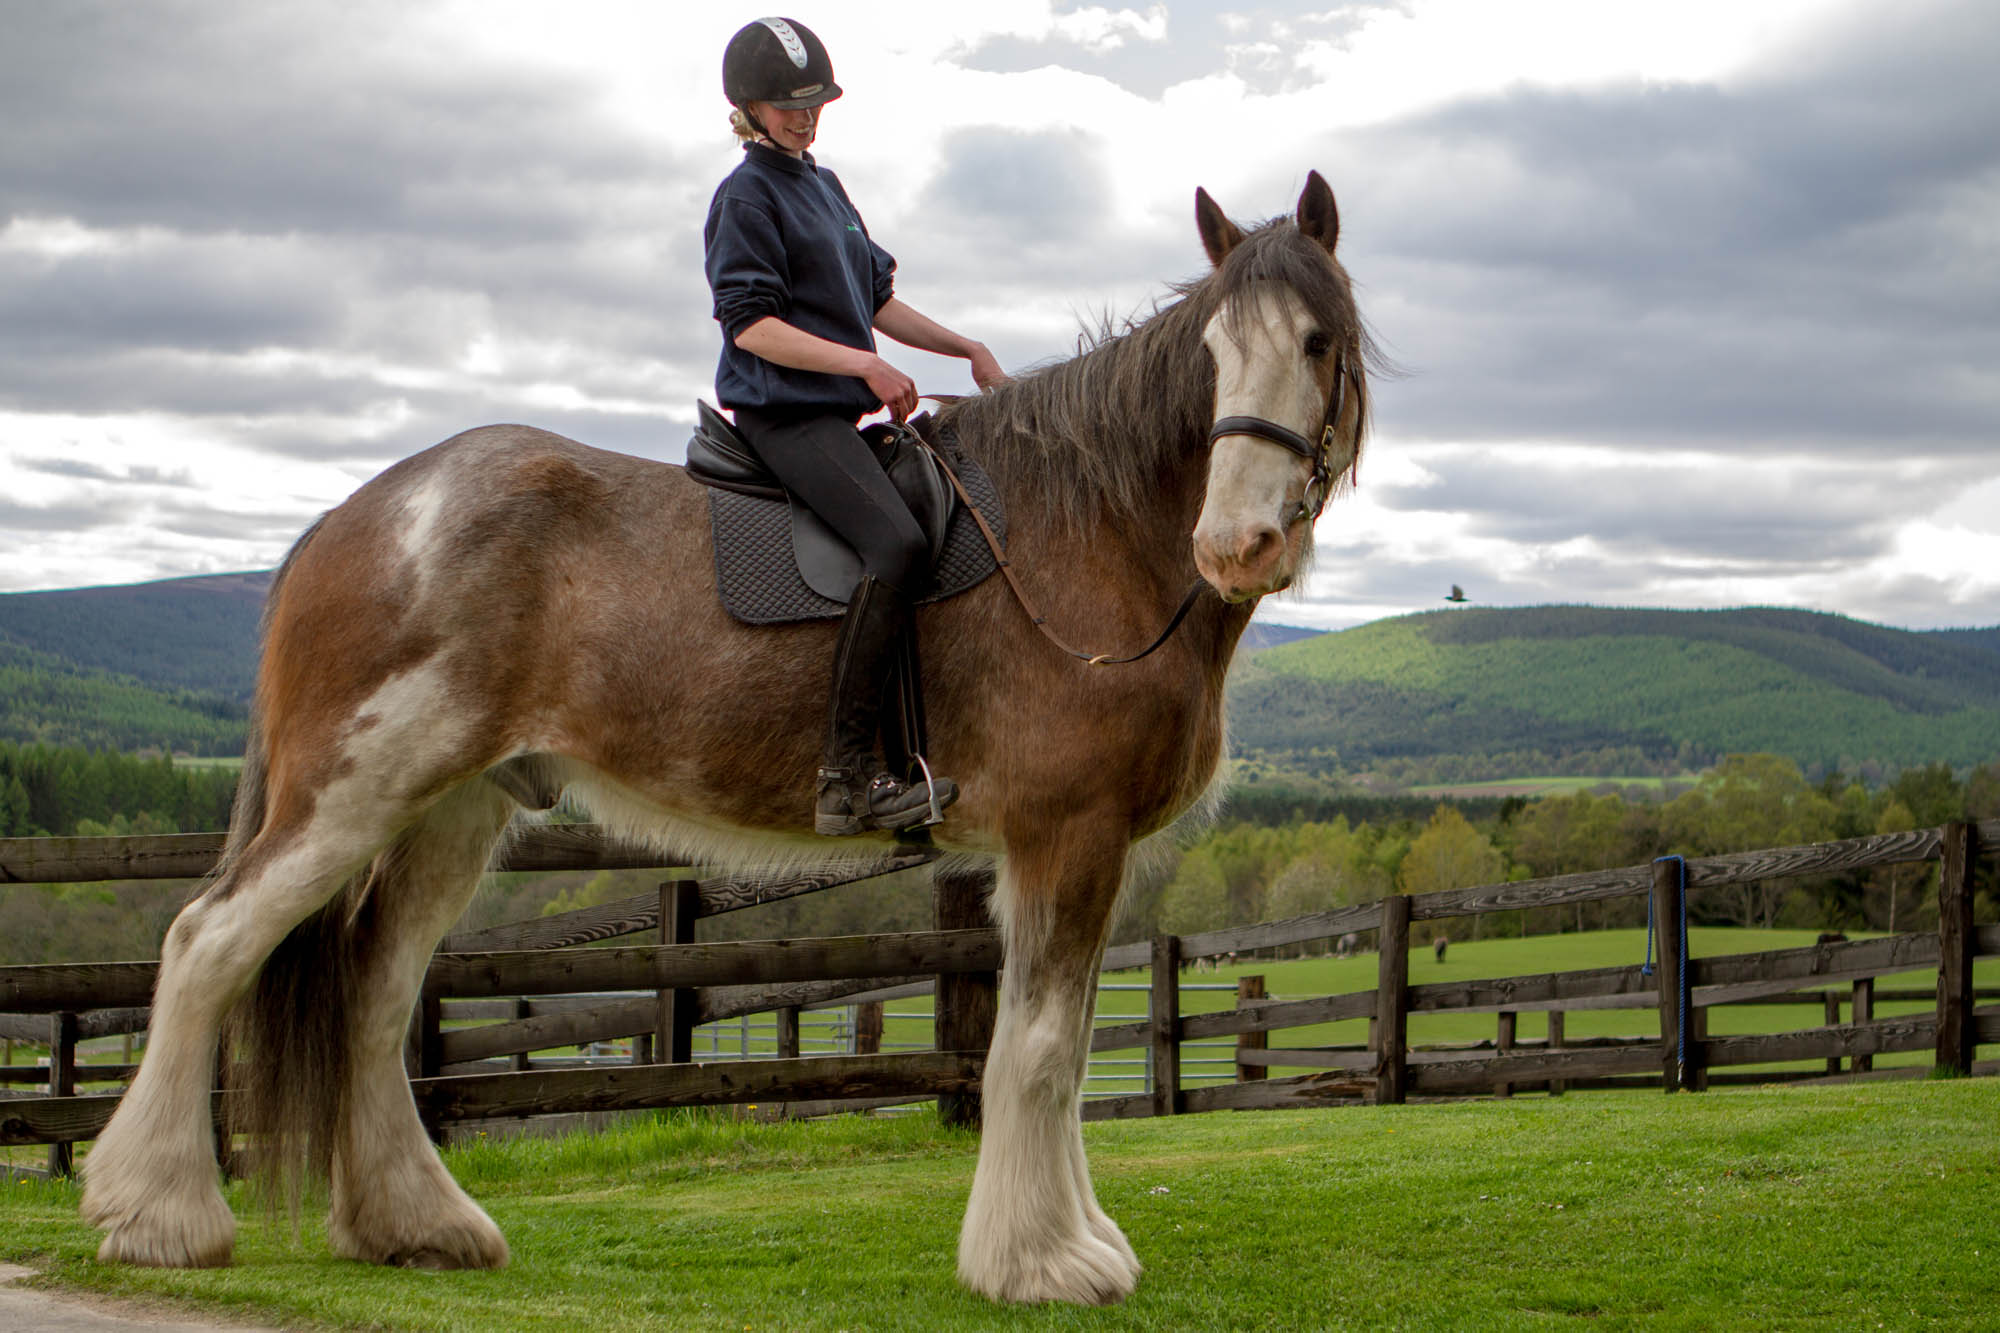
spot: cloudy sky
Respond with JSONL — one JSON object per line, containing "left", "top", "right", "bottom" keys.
{"left": 3, "top": 0, "right": 1996, "bottom": 630}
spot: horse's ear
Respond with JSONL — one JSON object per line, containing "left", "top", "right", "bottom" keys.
{"left": 1195, "top": 187, "right": 1244, "bottom": 268}
{"left": 1296, "top": 170, "right": 1340, "bottom": 252}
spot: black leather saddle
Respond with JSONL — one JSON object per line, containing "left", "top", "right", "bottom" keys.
{"left": 683, "top": 401, "right": 1003, "bottom": 624}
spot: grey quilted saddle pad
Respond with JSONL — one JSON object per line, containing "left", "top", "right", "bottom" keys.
{"left": 705, "top": 451, "right": 1006, "bottom": 625}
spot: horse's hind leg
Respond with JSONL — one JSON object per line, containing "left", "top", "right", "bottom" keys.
{"left": 81, "top": 805, "right": 409, "bottom": 1266}
{"left": 958, "top": 821, "right": 1142, "bottom": 1305}
{"left": 327, "top": 778, "right": 514, "bottom": 1268}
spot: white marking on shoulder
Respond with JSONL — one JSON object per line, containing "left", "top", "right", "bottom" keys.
{"left": 399, "top": 478, "right": 451, "bottom": 575}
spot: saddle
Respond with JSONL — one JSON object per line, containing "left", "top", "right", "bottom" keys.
{"left": 683, "top": 401, "right": 1004, "bottom": 625}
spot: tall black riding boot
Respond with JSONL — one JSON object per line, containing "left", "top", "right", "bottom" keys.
{"left": 815, "top": 575, "right": 959, "bottom": 836}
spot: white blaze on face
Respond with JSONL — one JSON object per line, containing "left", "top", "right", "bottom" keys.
{"left": 1192, "top": 285, "right": 1331, "bottom": 603}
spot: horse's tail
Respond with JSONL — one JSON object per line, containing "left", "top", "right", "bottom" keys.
{"left": 217, "top": 514, "right": 361, "bottom": 1221}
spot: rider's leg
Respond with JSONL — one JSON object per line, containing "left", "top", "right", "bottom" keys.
{"left": 731, "top": 409, "right": 957, "bottom": 833}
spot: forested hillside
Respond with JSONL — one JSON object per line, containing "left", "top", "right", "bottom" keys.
{"left": 1230, "top": 605, "right": 2000, "bottom": 783}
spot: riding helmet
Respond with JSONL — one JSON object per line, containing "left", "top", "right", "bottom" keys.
{"left": 723, "top": 18, "right": 842, "bottom": 110}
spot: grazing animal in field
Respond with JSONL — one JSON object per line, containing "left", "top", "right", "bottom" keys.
{"left": 1816, "top": 931, "right": 1848, "bottom": 945}
{"left": 1433, "top": 935, "right": 1448, "bottom": 963}
{"left": 79, "top": 173, "right": 1373, "bottom": 1306}
{"left": 1336, "top": 932, "right": 1360, "bottom": 958}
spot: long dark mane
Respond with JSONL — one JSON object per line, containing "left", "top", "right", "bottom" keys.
{"left": 940, "top": 216, "right": 1377, "bottom": 531}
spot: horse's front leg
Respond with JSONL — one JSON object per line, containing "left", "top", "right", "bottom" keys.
{"left": 958, "top": 819, "right": 1140, "bottom": 1305}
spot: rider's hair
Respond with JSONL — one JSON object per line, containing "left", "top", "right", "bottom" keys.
{"left": 728, "top": 107, "right": 760, "bottom": 142}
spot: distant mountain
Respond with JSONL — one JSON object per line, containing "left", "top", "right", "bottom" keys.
{"left": 0, "top": 572, "right": 267, "bottom": 753}
{"left": 1228, "top": 605, "right": 2000, "bottom": 776}
{"left": 0, "top": 571, "right": 269, "bottom": 701}
{"left": 6, "top": 575, "right": 1996, "bottom": 775}
{"left": 1239, "top": 622, "right": 1325, "bottom": 655}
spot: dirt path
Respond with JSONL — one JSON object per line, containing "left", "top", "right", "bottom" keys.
{"left": 0, "top": 1264, "right": 286, "bottom": 1332}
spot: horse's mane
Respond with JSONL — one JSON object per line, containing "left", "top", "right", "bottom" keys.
{"left": 939, "top": 217, "right": 1376, "bottom": 531}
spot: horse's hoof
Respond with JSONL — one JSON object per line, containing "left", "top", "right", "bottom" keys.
{"left": 330, "top": 1197, "right": 510, "bottom": 1270}
{"left": 959, "top": 1229, "right": 1139, "bottom": 1306}
{"left": 87, "top": 1186, "right": 235, "bottom": 1269}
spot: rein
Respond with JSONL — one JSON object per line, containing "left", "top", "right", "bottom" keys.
{"left": 924, "top": 420, "right": 1205, "bottom": 667}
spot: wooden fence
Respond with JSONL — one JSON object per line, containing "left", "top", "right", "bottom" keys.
{"left": 2, "top": 818, "right": 1996, "bottom": 1176}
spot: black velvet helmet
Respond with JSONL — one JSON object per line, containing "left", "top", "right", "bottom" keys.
{"left": 723, "top": 18, "right": 842, "bottom": 110}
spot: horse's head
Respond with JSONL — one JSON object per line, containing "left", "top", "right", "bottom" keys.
{"left": 1190, "top": 172, "right": 1367, "bottom": 603}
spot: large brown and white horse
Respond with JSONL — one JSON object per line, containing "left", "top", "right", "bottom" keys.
{"left": 80, "top": 173, "right": 1372, "bottom": 1305}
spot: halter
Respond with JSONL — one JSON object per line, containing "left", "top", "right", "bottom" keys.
{"left": 1205, "top": 349, "right": 1352, "bottom": 526}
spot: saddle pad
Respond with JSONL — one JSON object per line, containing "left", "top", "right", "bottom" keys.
{"left": 707, "top": 450, "right": 1006, "bottom": 625}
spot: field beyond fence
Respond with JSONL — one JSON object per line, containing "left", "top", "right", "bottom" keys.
{"left": 2, "top": 819, "right": 1996, "bottom": 1179}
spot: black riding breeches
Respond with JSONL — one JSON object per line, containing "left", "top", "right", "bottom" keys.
{"left": 731, "top": 408, "right": 928, "bottom": 593}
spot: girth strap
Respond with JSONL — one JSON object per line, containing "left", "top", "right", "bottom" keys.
{"left": 925, "top": 425, "right": 1205, "bottom": 667}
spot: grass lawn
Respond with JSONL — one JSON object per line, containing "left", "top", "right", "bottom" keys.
{"left": 4, "top": 1079, "right": 1997, "bottom": 1330}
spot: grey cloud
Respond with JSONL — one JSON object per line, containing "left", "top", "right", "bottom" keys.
{"left": 1291, "top": 0, "right": 2000, "bottom": 457}
{"left": 0, "top": 497, "right": 137, "bottom": 532}
{"left": 14, "top": 457, "right": 196, "bottom": 487}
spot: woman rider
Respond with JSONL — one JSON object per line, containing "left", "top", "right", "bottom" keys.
{"left": 705, "top": 17, "right": 1006, "bottom": 836}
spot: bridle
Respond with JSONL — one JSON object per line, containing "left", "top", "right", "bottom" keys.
{"left": 1205, "top": 346, "right": 1356, "bottom": 526}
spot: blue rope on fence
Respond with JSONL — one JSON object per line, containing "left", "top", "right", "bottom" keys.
{"left": 1652, "top": 854, "right": 1690, "bottom": 1087}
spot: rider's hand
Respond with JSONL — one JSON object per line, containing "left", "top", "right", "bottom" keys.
{"left": 968, "top": 344, "right": 1010, "bottom": 391}
{"left": 864, "top": 355, "right": 919, "bottom": 421}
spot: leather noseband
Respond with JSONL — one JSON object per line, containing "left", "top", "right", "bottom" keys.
{"left": 1206, "top": 351, "right": 1352, "bottom": 526}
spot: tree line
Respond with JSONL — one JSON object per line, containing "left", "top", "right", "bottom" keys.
{"left": 1114, "top": 754, "right": 2000, "bottom": 944}
{"left": 0, "top": 740, "right": 238, "bottom": 838}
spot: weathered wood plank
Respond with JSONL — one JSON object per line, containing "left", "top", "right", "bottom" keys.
{"left": 1689, "top": 933, "right": 1940, "bottom": 991}
{"left": 438, "top": 851, "right": 939, "bottom": 953}
{"left": 1230, "top": 1047, "right": 1375, "bottom": 1072}
{"left": 1179, "top": 990, "right": 1376, "bottom": 1041}
{"left": 1408, "top": 1043, "right": 1662, "bottom": 1094}
{"left": 421, "top": 929, "right": 1002, "bottom": 1000}
{"left": 1088, "top": 1020, "right": 1151, "bottom": 1054}
{"left": 1408, "top": 962, "right": 1654, "bottom": 1015}
{"left": 1406, "top": 825, "right": 1957, "bottom": 923}
{"left": 1183, "top": 1070, "right": 1374, "bottom": 1111}
{"left": 700, "top": 975, "right": 931, "bottom": 1025}
{"left": 409, "top": 1051, "right": 983, "bottom": 1123}
{"left": 1178, "top": 902, "right": 1385, "bottom": 962}
{"left": 1079, "top": 1092, "right": 1155, "bottom": 1122}
{"left": 1235, "top": 975, "right": 1267, "bottom": 1082}
{"left": 1703, "top": 1016, "right": 1937, "bottom": 1068}
{"left": 0, "top": 963, "right": 157, "bottom": 1013}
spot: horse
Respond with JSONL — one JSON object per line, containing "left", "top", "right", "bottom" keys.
{"left": 78, "top": 171, "right": 1374, "bottom": 1306}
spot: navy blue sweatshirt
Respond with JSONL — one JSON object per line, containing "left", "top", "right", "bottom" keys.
{"left": 704, "top": 143, "right": 896, "bottom": 418}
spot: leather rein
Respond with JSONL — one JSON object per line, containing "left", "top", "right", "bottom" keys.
{"left": 920, "top": 353, "right": 1352, "bottom": 667}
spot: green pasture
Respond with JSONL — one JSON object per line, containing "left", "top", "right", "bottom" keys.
{"left": 5, "top": 1079, "right": 1997, "bottom": 1330}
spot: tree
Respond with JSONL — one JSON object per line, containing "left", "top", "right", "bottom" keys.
{"left": 1397, "top": 805, "right": 1503, "bottom": 936}
{"left": 1158, "top": 850, "right": 1230, "bottom": 936}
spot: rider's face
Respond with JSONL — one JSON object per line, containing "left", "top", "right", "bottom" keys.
{"left": 749, "top": 100, "right": 819, "bottom": 156}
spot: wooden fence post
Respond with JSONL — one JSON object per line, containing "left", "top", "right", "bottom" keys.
{"left": 1823, "top": 991, "right": 1842, "bottom": 1075}
{"left": 1652, "top": 858, "right": 1690, "bottom": 1093}
{"left": 776, "top": 1006, "right": 800, "bottom": 1059}
{"left": 47, "top": 1011, "right": 77, "bottom": 1178}
{"left": 1851, "top": 978, "right": 1873, "bottom": 1074}
{"left": 1936, "top": 821, "right": 1976, "bottom": 1076}
{"left": 511, "top": 997, "right": 531, "bottom": 1073}
{"left": 1373, "top": 895, "right": 1409, "bottom": 1106}
{"left": 1494, "top": 1010, "right": 1516, "bottom": 1099}
{"left": 1546, "top": 1010, "right": 1566, "bottom": 1097}
{"left": 1688, "top": 1006, "right": 1710, "bottom": 1092}
{"left": 656, "top": 879, "right": 701, "bottom": 1065}
{"left": 932, "top": 861, "right": 998, "bottom": 1128}
{"left": 1150, "top": 934, "right": 1182, "bottom": 1116}
{"left": 854, "top": 1001, "right": 884, "bottom": 1056}
{"left": 1236, "top": 975, "right": 1266, "bottom": 1082}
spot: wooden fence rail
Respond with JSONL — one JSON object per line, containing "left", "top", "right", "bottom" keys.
{"left": 3, "top": 818, "right": 1996, "bottom": 1169}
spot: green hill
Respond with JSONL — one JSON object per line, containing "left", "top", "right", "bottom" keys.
{"left": 0, "top": 572, "right": 266, "bottom": 754}
{"left": 1229, "top": 605, "right": 2000, "bottom": 778}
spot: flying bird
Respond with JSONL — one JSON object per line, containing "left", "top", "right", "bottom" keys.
{"left": 1445, "top": 585, "right": 1468, "bottom": 603}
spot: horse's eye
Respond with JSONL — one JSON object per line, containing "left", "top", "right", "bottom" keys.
{"left": 1303, "top": 331, "right": 1331, "bottom": 359}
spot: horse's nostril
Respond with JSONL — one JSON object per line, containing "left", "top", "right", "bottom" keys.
{"left": 1239, "top": 525, "right": 1281, "bottom": 568}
